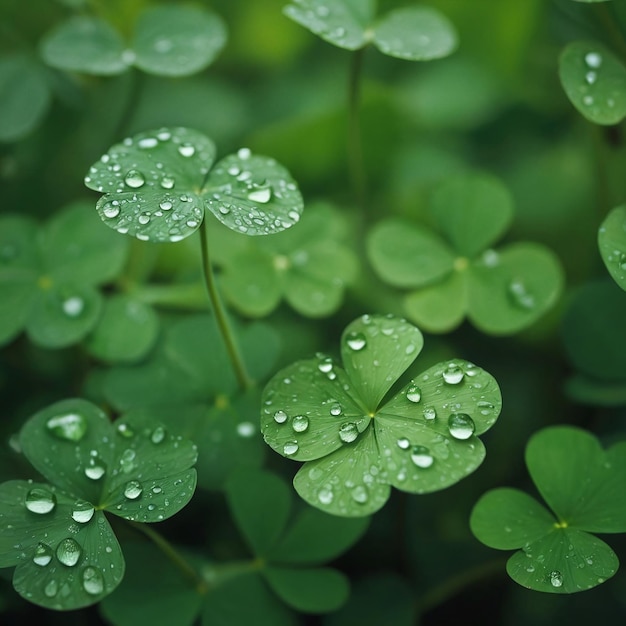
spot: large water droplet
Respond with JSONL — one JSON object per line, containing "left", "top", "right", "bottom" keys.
{"left": 283, "top": 441, "right": 299, "bottom": 456}
{"left": 247, "top": 187, "right": 272, "bottom": 203}
{"left": 46, "top": 412, "right": 87, "bottom": 442}
{"left": 62, "top": 296, "right": 84, "bottom": 317}
{"left": 442, "top": 364, "right": 464, "bottom": 385}
{"left": 550, "top": 570, "right": 563, "bottom": 588}
{"left": 238, "top": 147, "right": 251, "bottom": 160}
{"left": 102, "top": 203, "right": 120, "bottom": 219}
{"left": 291, "top": 415, "right": 309, "bottom": 433}
{"left": 33, "top": 542, "right": 54, "bottom": 567}
{"left": 120, "top": 448, "right": 136, "bottom": 473}
{"left": 423, "top": 406, "right": 437, "bottom": 420}
{"left": 124, "top": 170, "right": 145, "bottom": 188}
{"left": 447, "top": 413, "right": 476, "bottom": 440}
{"left": 317, "top": 357, "right": 333, "bottom": 373}
{"left": 339, "top": 422, "right": 359, "bottom": 443}
{"left": 82, "top": 566, "right": 105, "bottom": 595}
{"left": 330, "top": 403, "right": 343, "bottom": 416}
{"left": 85, "top": 457, "right": 106, "bottom": 480}
{"left": 56, "top": 538, "right": 82, "bottom": 567}
{"left": 406, "top": 383, "right": 422, "bottom": 403}
{"left": 124, "top": 480, "right": 143, "bottom": 500}
{"left": 138, "top": 212, "right": 151, "bottom": 225}
{"left": 273, "top": 410, "right": 288, "bottom": 424}
{"left": 25, "top": 487, "right": 56, "bottom": 514}
{"left": 318, "top": 487, "right": 334, "bottom": 505}
{"left": 345, "top": 331, "right": 367, "bottom": 351}
{"left": 396, "top": 437, "right": 410, "bottom": 450}
{"left": 410, "top": 445, "right": 434, "bottom": 468}
{"left": 178, "top": 143, "right": 196, "bottom": 157}
{"left": 351, "top": 485, "right": 369, "bottom": 504}
{"left": 150, "top": 426, "right": 166, "bottom": 444}
{"left": 138, "top": 137, "right": 158, "bottom": 149}
{"left": 585, "top": 52, "right": 602, "bottom": 68}
{"left": 237, "top": 422, "right": 255, "bottom": 438}
{"left": 71, "top": 500, "right": 95, "bottom": 524}
{"left": 160, "top": 177, "right": 175, "bottom": 190}
{"left": 44, "top": 579, "right": 58, "bottom": 597}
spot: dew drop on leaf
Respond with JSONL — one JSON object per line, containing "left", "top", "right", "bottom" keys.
{"left": 423, "top": 406, "right": 437, "bottom": 420}
{"left": 318, "top": 357, "right": 334, "bottom": 373}
{"left": 274, "top": 410, "right": 288, "bottom": 424}
{"left": 330, "top": 403, "right": 343, "bottom": 416}
{"left": 550, "top": 570, "right": 563, "bottom": 588}
{"left": 102, "top": 203, "right": 121, "bottom": 218}
{"left": 442, "top": 363, "right": 464, "bottom": 385}
{"left": 447, "top": 413, "right": 475, "bottom": 440}
{"left": 396, "top": 437, "right": 410, "bottom": 450}
{"left": 116, "top": 422, "right": 134, "bottom": 438}
{"left": 85, "top": 457, "right": 106, "bottom": 480}
{"left": 283, "top": 441, "right": 299, "bottom": 456}
{"left": 351, "top": 485, "right": 369, "bottom": 504}
{"left": 406, "top": 383, "right": 422, "bottom": 403}
{"left": 410, "top": 445, "right": 434, "bottom": 468}
{"left": 339, "top": 422, "right": 359, "bottom": 443}
{"left": 44, "top": 579, "right": 58, "bottom": 597}
{"left": 32, "top": 542, "right": 54, "bottom": 567}
{"left": 318, "top": 487, "right": 334, "bottom": 505}
{"left": 71, "top": 500, "right": 95, "bottom": 524}
{"left": 150, "top": 426, "right": 166, "bottom": 444}
{"left": 160, "top": 177, "right": 175, "bottom": 190}
{"left": 585, "top": 52, "right": 602, "bottom": 68}
{"left": 345, "top": 331, "right": 367, "bottom": 351}
{"left": 46, "top": 412, "right": 87, "bottom": 442}
{"left": 124, "top": 480, "right": 143, "bottom": 500}
{"left": 247, "top": 187, "right": 272, "bottom": 203}
{"left": 178, "top": 143, "right": 196, "bottom": 157}
{"left": 25, "top": 487, "right": 56, "bottom": 514}
{"left": 56, "top": 538, "right": 82, "bottom": 567}
{"left": 236, "top": 422, "right": 255, "bottom": 437}
{"left": 291, "top": 415, "right": 309, "bottom": 433}
{"left": 507, "top": 279, "right": 535, "bottom": 310}
{"left": 238, "top": 147, "right": 251, "bottom": 159}
{"left": 124, "top": 170, "right": 146, "bottom": 189}
{"left": 82, "top": 566, "right": 105, "bottom": 595}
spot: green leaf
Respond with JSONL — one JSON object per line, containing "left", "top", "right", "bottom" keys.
{"left": 204, "top": 151, "right": 304, "bottom": 235}
{"left": 429, "top": 174, "right": 514, "bottom": 258}
{"left": 0, "top": 481, "right": 124, "bottom": 609}
{"left": 367, "top": 219, "right": 455, "bottom": 288}
{"left": 562, "top": 279, "right": 626, "bottom": 381}
{"left": 264, "top": 566, "right": 349, "bottom": 613}
{"left": 132, "top": 5, "right": 227, "bottom": 77}
{"left": 373, "top": 6, "right": 458, "bottom": 61}
{"left": 470, "top": 488, "right": 557, "bottom": 549}
{"left": 86, "top": 127, "right": 214, "bottom": 243}
{"left": 340, "top": 314, "right": 423, "bottom": 411}
{"left": 559, "top": 41, "right": 626, "bottom": 125}
{"left": 99, "top": 541, "right": 202, "bottom": 626}
{"left": 506, "top": 528, "right": 619, "bottom": 593}
{"left": 0, "top": 54, "right": 50, "bottom": 142}
{"left": 40, "top": 16, "right": 128, "bottom": 75}
{"left": 269, "top": 505, "right": 369, "bottom": 565}
{"left": 283, "top": 0, "right": 375, "bottom": 51}
{"left": 404, "top": 270, "right": 467, "bottom": 333}
{"left": 85, "top": 295, "right": 159, "bottom": 363}
{"left": 525, "top": 426, "right": 626, "bottom": 532}
{"left": 467, "top": 242, "right": 564, "bottom": 335}
{"left": 565, "top": 373, "right": 626, "bottom": 406}
{"left": 226, "top": 470, "right": 292, "bottom": 557}
{"left": 598, "top": 204, "right": 626, "bottom": 290}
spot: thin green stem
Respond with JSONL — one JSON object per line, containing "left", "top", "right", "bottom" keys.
{"left": 130, "top": 282, "right": 209, "bottom": 310}
{"left": 348, "top": 46, "right": 367, "bottom": 210}
{"left": 128, "top": 521, "right": 208, "bottom": 594}
{"left": 199, "top": 219, "right": 253, "bottom": 391}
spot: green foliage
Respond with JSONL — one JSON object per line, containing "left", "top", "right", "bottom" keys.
{"left": 367, "top": 174, "right": 564, "bottom": 334}
{"left": 262, "top": 314, "right": 501, "bottom": 516}
{"left": 599, "top": 205, "right": 626, "bottom": 290}
{"left": 0, "top": 398, "right": 198, "bottom": 609}
{"left": 470, "top": 426, "right": 626, "bottom": 593}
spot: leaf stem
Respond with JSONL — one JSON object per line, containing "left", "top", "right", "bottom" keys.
{"left": 348, "top": 46, "right": 367, "bottom": 210}
{"left": 199, "top": 218, "right": 253, "bottom": 391}
{"left": 129, "top": 282, "right": 209, "bottom": 310}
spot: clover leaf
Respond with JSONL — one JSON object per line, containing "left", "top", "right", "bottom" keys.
{"left": 367, "top": 173, "right": 564, "bottom": 334}
{"left": 283, "top": 1, "right": 457, "bottom": 61}
{"left": 261, "top": 314, "right": 502, "bottom": 517}
{"left": 85, "top": 127, "right": 304, "bottom": 243}
{"left": 599, "top": 204, "right": 626, "bottom": 291}
{"left": 470, "top": 426, "right": 626, "bottom": 593}
{"left": 210, "top": 202, "right": 359, "bottom": 317}
{"left": 0, "top": 202, "right": 128, "bottom": 348}
{"left": 40, "top": 5, "right": 227, "bottom": 77}
{"left": 0, "top": 398, "right": 198, "bottom": 610}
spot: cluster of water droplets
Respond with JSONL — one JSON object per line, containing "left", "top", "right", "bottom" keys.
{"left": 507, "top": 278, "right": 536, "bottom": 311}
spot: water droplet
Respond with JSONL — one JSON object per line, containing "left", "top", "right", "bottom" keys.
{"left": 159, "top": 200, "right": 173, "bottom": 211}
{"left": 33, "top": 542, "right": 54, "bottom": 566}
{"left": 396, "top": 437, "right": 410, "bottom": 450}
{"left": 138, "top": 137, "right": 158, "bottom": 149}
{"left": 442, "top": 364, "right": 464, "bottom": 385}
{"left": 345, "top": 331, "right": 367, "bottom": 351}
{"left": 619, "top": 253, "right": 626, "bottom": 271}
{"left": 339, "top": 422, "right": 359, "bottom": 443}
{"left": 406, "top": 383, "right": 422, "bottom": 403}
{"left": 410, "top": 445, "right": 434, "bottom": 468}
{"left": 71, "top": 500, "right": 95, "bottom": 524}
{"left": 351, "top": 485, "right": 369, "bottom": 504}
{"left": 124, "top": 170, "right": 145, "bottom": 188}
{"left": 447, "top": 413, "right": 475, "bottom": 440}
{"left": 582, "top": 95, "right": 594, "bottom": 106}
{"left": 62, "top": 296, "right": 84, "bottom": 317}
{"left": 283, "top": 441, "right": 299, "bottom": 456}
{"left": 318, "top": 357, "right": 333, "bottom": 373}
{"left": 291, "top": 415, "right": 309, "bottom": 433}
{"left": 247, "top": 187, "right": 272, "bottom": 203}
{"left": 238, "top": 147, "right": 251, "bottom": 160}
{"left": 85, "top": 457, "right": 106, "bottom": 480}
{"left": 56, "top": 538, "right": 82, "bottom": 567}
{"left": 237, "top": 422, "right": 255, "bottom": 437}
{"left": 44, "top": 579, "right": 58, "bottom": 597}
{"left": 25, "top": 487, "right": 56, "bottom": 514}
{"left": 124, "top": 480, "right": 143, "bottom": 500}
{"left": 550, "top": 570, "right": 563, "bottom": 588}
{"left": 160, "top": 177, "right": 175, "bottom": 189}
{"left": 103, "top": 204, "right": 120, "bottom": 219}
{"left": 482, "top": 249, "right": 499, "bottom": 267}
{"left": 585, "top": 71, "right": 597, "bottom": 85}
{"left": 273, "top": 410, "right": 288, "bottom": 424}
{"left": 585, "top": 52, "right": 602, "bottom": 68}
{"left": 330, "top": 404, "right": 343, "bottom": 416}
{"left": 82, "top": 566, "right": 104, "bottom": 595}
{"left": 477, "top": 400, "right": 495, "bottom": 415}
{"left": 318, "top": 488, "right": 333, "bottom": 505}
{"left": 150, "top": 426, "right": 166, "bottom": 444}
{"left": 46, "top": 412, "right": 87, "bottom": 442}
{"left": 120, "top": 448, "right": 136, "bottom": 473}
{"left": 423, "top": 406, "right": 437, "bottom": 420}
{"left": 116, "top": 423, "right": 134, "bottom": 438}
{"left": 178, "top": 143, "right": 195, "bottom": 157}
{"left": 507, "top": 279, "right": 535, "bottom": 310}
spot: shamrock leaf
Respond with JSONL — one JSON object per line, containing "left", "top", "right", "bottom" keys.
{"left": 559, "top": 41, "right": 626, "bottom": 125}
{"left": 283, "top": 1, "right": 457, "bottom": 61}
{"left": 470, "top": 426, "right": 626, "bottom": 593}
{"left": 261, "top": 314, "right": 502, "bottom": 516}
{"left": 85, "top": 128, "right": 304, "bottom": 242}
{"left": 0, "top": 398, "right": 198, "bottom": 609}
{"left": 0, "top": 202, "right": 128, "bottom": 348}
{"left": 210, "top": 202, "right": 359, "bottom": 317}
{"left": 367, "top": 173, "right": 564, "bottom": 334}
{"left": 598, "top": 204, "right": 626, "bottom": 291}
{"left": 40, "top": 6, "right": 227, "bottom": 77}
